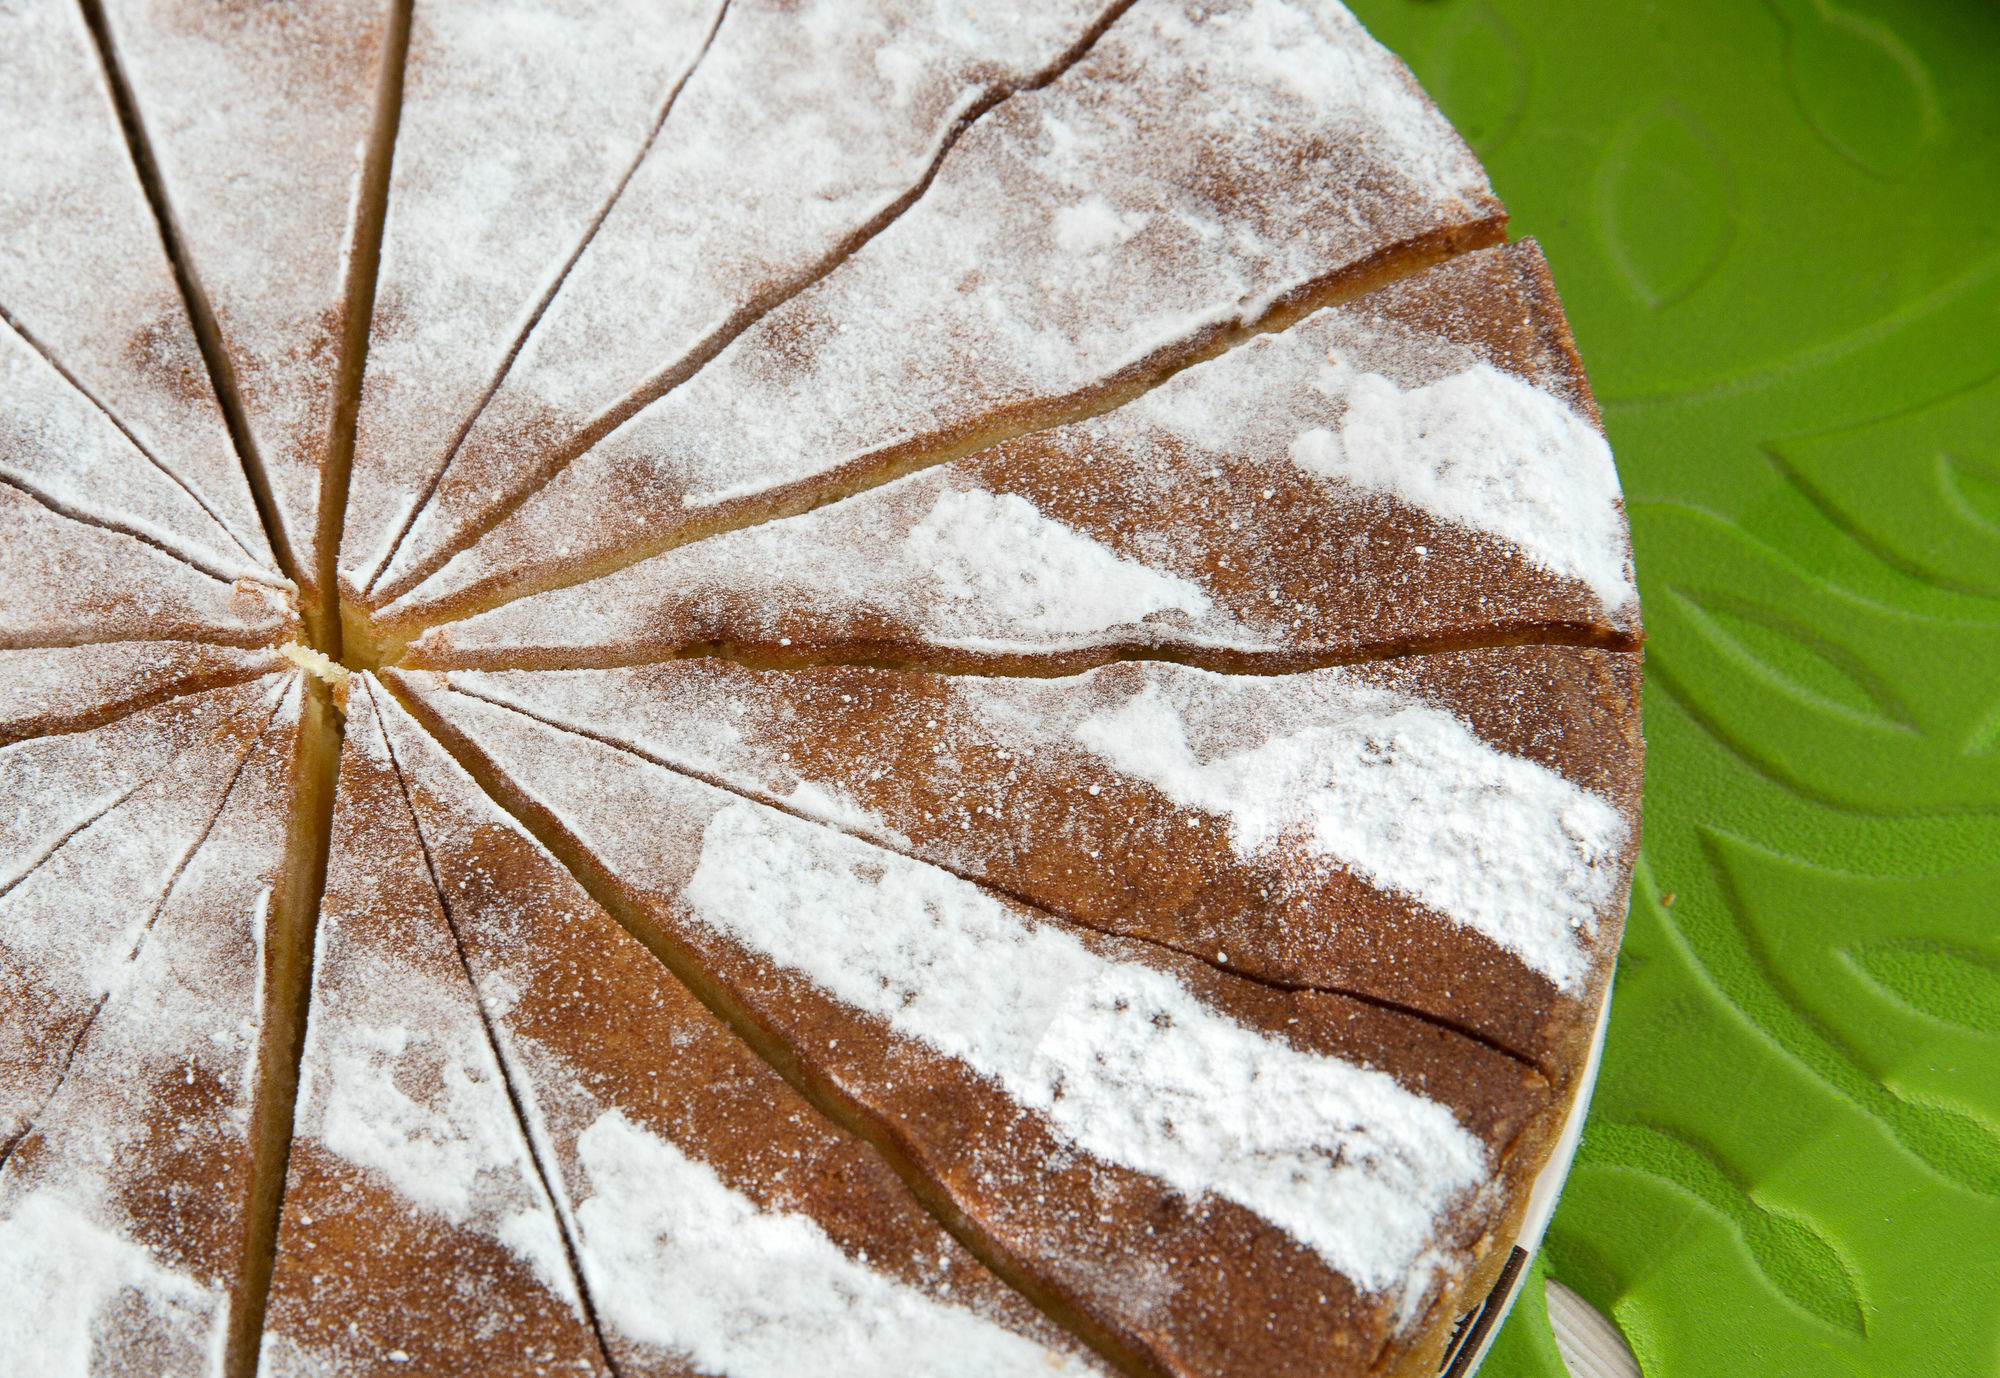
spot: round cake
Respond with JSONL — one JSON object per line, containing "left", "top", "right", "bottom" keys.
{"left": 0, "top": 1, "right": 1643, "bottom": 1375}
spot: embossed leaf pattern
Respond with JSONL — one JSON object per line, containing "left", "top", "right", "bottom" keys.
{"left": 1776, "top": 374, "right": 2000, "bottom": 598}
{"left": 1351, "top": 2, "right": 2000, "bottom": 1375}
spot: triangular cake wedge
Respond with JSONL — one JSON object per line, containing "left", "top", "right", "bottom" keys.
{"left": 0, "top": 676, "right": 323, "bottom": 1374}
{"left": 1, "top": 314, "right": 282, "bottom": 585}
{"left": 0, "top": 484, "right": 296, "bottom": 650}
{"left": 96, "top": 0, "right": 396, "bottom": 616}
{"left": 357, "top": 0, "right": 1132, "bottom": 608}
{"left": 411, "top": 242, "right": 1634, "bottom": 673}
{"left": 0, "top": 675, "right": 286, "bottom": 892}
{"left": 337, "top": 0, "right": 725, "bottom": 606}
{"left": 0, "top": 642, "right": 283, "bottom": 748}
{"left": 372, "top": 0, "right": 1504, "bottom": 635}
{"left": 393, "top": 669, "right": 1558, "bottom": 1378}
{"left": 272, "top": 676, "right": 1105, "bottom": 1373}
{"left": 398, "top": 649, "right": 1639, "bottom": 1075}
{"left": 0, "top": 0, "right": 270, "bottom": 569}
{"left": 261, "top": 676, "right": 611, "bottom": 1375}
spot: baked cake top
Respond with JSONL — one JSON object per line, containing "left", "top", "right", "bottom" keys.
{"left": 0, "top": 2, "right": 1640, "bottom": 1376}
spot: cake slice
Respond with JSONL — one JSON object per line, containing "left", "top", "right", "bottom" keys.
{"left": 0, "top": 0, "right": 270, "bottom": 569}
{"left": 0, "top": 485, "right": 296, "bottom": 651}
{"left": 1, "top": 313, "right": 281, "bottom": 585}
{"left": 410, "top": 242, "right": 1634, "bottom": 673}
{"left": 0, "top": 676, "right": 320, "bottom": 1374}
{"left": 95, "top": 0, "right": 396, "bottom": 619}
{"left": 394, "top": 669, "right": 1558, "bottom": 1378}
{"left": 261, "top": 676, "right": 610, "bottom": 1375}
{"left": 357, "top": 0, "right": 1130, "bottom": 609}
{"left": 369, "top": 0, "right": 1504, "bottom": 637}
{"left": 396, "top": 646, "right": 1639, "bottom": 1073}
{"left": 0, "top": 643, "right": 285, "bottom": 747}
{"left": 269, "top": 674, "right": 1105, "bottom": 1373}
{"left": 0, "top": 674, "right": 286, "bottom": 886}
{"left": 337, "top": 0, "right": 724, "bottom": 605}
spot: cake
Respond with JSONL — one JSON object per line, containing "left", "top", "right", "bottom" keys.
{"left": 0, "top": 1, "right": 1642, "bottom": 1375}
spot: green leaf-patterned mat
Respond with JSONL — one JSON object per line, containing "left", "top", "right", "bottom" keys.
{"left": 1343, "top": 2, "right": 2000, "bottom": 1374}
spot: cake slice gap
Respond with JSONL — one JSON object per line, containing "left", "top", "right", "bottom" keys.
{"left": 391, "top": 667, "right": 1563, "bottom": 1378}
{"left": 0, "top": 675, "right": 317, "bottom": 1375}
{"left": 355, "top": 0, "right": 1137, "bottom": 616}
{"left": 408, "top": 242, "right": 1635, "bottom": 676}
{"left": 336, "top": 0, "right": 728, "bottom": 611}
{"left": 364, "top": 0, "right": 1504, "bottom": 644}
{"left": 0, "top": 0, "right": 272, "bottom": 574}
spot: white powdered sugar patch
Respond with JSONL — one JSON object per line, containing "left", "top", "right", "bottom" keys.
{"left": 904, "top": 487, "right": 1214, "bottom": 641}
{"left": 682, "top": 803, "right": 1487, "bottom": 1295}
{"left": 0, "top": 317, "right": 272, "bottom": 582}
{"left": 1288, "top": 362, "right": 1634, "bottom": 611}
{"left": 0, "top": 2, "right": 271, "bottom": 569}
{"left": 1071, "top": 680, "right": 1625, "bottom": 991}
{"left": 390, "top": 0, "right": 1495, "bottom": 617}
{"left": 0, "top": 1191, "right": 223, "bottom": 1375}
{"left": 341, "top": 0, "right": 720, "bottom": 592}
{"left": 574, "top": 1109, "right": 1095, "bottom": 1376}
{"left": 373, "top": 0, "right": 1112, "bottom": 598}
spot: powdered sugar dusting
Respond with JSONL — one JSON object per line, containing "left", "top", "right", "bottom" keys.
{"left": 682, "top": 801, "right": 1488, "bottom": 1294}
{"left": 102, "top": 0, "right": 390, "bottom": 578}
{"left": 340, "top": 0, "right": 720, "bottom": 592}
{"left": 1072, "top": 680, "right": 1624, "bottom": 991}
{"left": 375, "top": 0, "right": 1112, "bottom": 598}
{"left": 0, "top": 484, "right": 298, "bottom": 648}
{"left": 0, "top": 681, "right": 303, "bottom": 1373}
{"left": 904, "top": 487, "right": 1216, "bottom": 641}
{"left": 0, "top": 644, "right": 285, "bottom": 744}
{"left": 391, "top": 0, "right": 1496, "bottom": 617}
{"left": 0, "top": 1191, "right": 223, "bottom": 1375}
{"left": 0, "top": 1, "right": 271, "bottom": 570}
{"left": 575, "top": 1109, "right": 1096, "bottom": 1375}
{"left": 1289, "top": 362, "right": 1633, "bottom": 611}
{"left": 0, "top": 316, "right": 274, "bottom": 583}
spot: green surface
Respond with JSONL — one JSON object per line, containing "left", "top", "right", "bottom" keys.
{"left": 1342, "top": 2, "right": 2000, "bottom": 1374}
